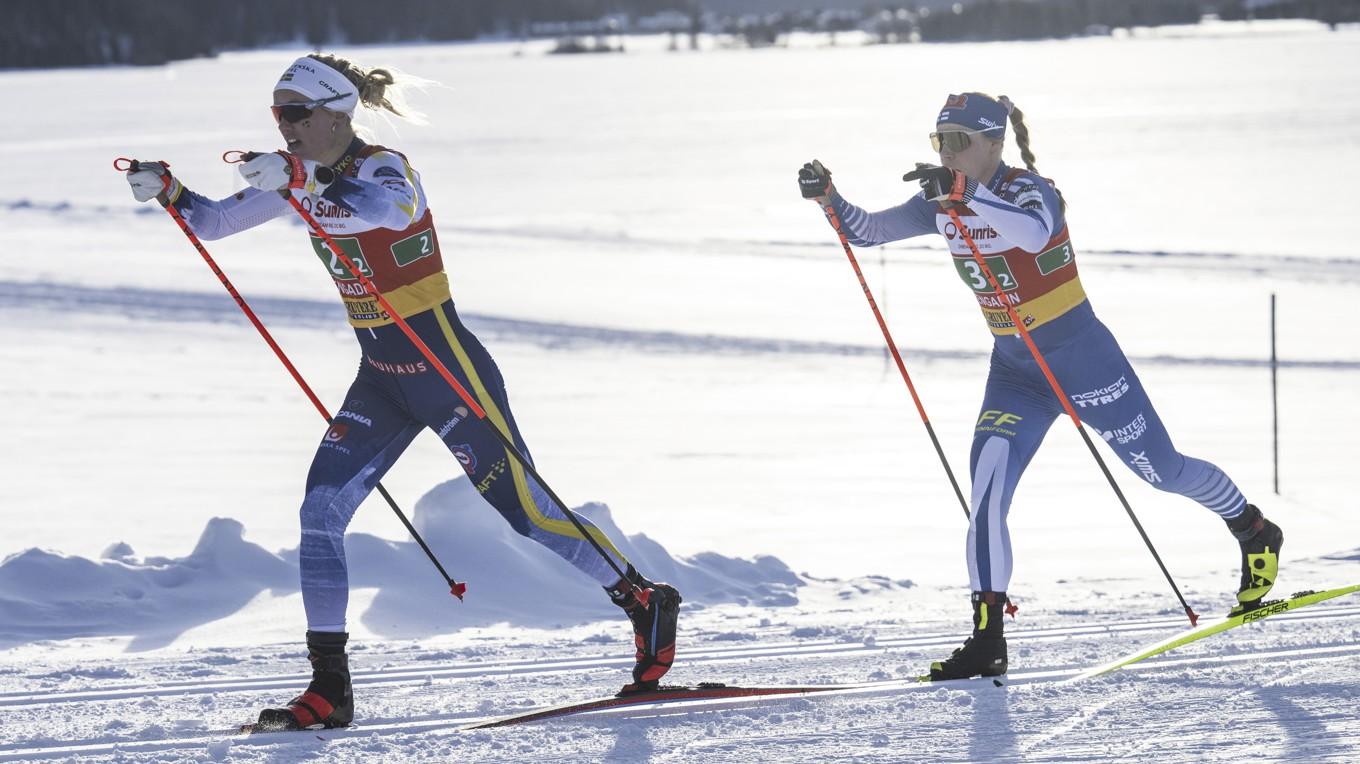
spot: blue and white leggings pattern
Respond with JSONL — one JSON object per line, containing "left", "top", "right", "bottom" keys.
{"left": 297, "top": 301, "right": 630, "bottom": 632}
{"left": 967, "top": 317, "right": 1245, "bottom": 593}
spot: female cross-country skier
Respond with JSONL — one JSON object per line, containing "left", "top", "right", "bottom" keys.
{"left": 125, "top": 53, "right": 681, "bottom": 730}
{"left": 797, "top": 92, "right": 1283, "bottom": 680}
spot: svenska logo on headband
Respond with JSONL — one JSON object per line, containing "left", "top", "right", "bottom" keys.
{"left": 279, "top": 62, "right": 317, "bottom": 83}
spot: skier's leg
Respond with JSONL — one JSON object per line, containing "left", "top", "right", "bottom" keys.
{"left": 259, "top": 376, "right": 421, "bottom": 731}
{"left": 416, "top": 302, "right": 679, "bottom": 689}
{"left": 298, "top": 380, "right": 421, "bottom": 633}
{"left": 418, "top": 302, "right": 631, "bottom": 586}
{"left": 932, "top": 350, "right": 1059, "bottom": 680}
{"left": 966, "top": 354, "right": 1061, "bottom": 595}
{"left": 1059, "top": 320, "right": 1283, "bottom": 609}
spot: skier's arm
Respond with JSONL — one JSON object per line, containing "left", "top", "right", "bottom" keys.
{"left": 964, "top": 176, "right": 1063, "bottom": 254}
{"left": 316, "top": 151, "right": 426, "bottom": 230}
{"left": 171, "top": 185, "right": 292, "bottom": 241}
{"left": 828, "top": 190, "right": 937, "bottom": 247}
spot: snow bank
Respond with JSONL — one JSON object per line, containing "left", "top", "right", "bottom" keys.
{"left": 0, "top": 476, "right": 801, "bottom": 648}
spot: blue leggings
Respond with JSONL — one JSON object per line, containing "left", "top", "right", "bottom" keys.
{"left": 298, "top": 300, "right": 629, "bottom": 632}
{"left": 967, "top": 312, "right": 1245, "bottom": 593}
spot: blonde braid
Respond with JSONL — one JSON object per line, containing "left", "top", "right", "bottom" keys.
{"left": 998, "top": 95, "right": 1067, "bottom": 214}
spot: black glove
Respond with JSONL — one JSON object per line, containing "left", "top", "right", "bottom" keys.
{"left": 903, "top": 163, "right": 974, "bottom": 204}
{"left": 798, "top": 160, "right": 833, "bottom": 199}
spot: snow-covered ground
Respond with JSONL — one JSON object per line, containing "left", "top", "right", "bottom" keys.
{"left": 2, "top": 21, "right": 1359, "bottom": 762}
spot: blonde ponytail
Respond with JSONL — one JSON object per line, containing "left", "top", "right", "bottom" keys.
{"left": 308, "top": 53, "right": 427, "bottom": 124}
{"left": 996, "top": 94, "right": 1066, "bottom": 214}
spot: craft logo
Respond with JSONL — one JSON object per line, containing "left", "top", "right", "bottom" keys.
{"left": 325, "top": 423, "right": 349, "bottom": 442}
{"left": 1101, "top": 413, "right": 1147, "bottom": 445}
{"left": 437, "top": 407, "right": 470, "bottom": 439}
{"left": 316, "top": 78, "right": 344, "bottom": 99}
{"left": 944, "top": 94, "right": 969, "bottom": 109}
{"left": 1072, "top": 376, "right": 1130, "bottom": 408}
{"left": 476, "top": 459, "right": 509, "bottom": 494}
{"left": 1128, "top": 451, "right": 1161, "bottom": 483}
{"left": 451, "top": 444, "right": 477, "bottom": 473}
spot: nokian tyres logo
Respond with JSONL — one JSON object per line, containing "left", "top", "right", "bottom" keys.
{"left": 1072, "top": 376, "right": 1129, "bottom": 408}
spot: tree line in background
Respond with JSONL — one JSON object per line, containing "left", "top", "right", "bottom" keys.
{"left": 2, "top": 0, "right": 1355, "bottom": 69}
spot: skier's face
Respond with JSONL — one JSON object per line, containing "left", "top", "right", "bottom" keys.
{"left": 935, "top": 127, "right": 1003, "bottom": 182}
{"left": 273, "top": 89, "right": 350, "bottom": 162}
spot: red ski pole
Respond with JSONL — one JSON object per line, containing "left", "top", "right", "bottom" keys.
{"left": 114, "top": 157, "right": 466, "bottom": 600}
{"left": 944, "top": 206, "right": 1198, "bottom": 626}
{"left": 822, "top": 203, "right": 970, "bottom": 520}
{"left": 238, "top": 153, "right": 645, "bottom": 604}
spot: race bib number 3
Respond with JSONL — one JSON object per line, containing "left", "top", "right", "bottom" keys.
{"left": 1035, "top": 242, "right": 1074, "bottom": 276}
{"left": 954, "top": 254, "right": 1018, "bottom": 293}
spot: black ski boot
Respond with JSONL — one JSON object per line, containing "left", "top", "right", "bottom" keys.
{"left": 255, "top": 630, "right": 354, "bottom": 731}
{"left": 1227, "top": 504, "right": 1283, "bottom": 615}
{"left": 928, "top": 591, "right": 1008, "bottom": 681}
{"left": 607, "top": 565, "right": 682, "bottom": 693}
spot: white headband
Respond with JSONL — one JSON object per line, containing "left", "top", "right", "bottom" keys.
{"left": 275, "top": 56, "right": 359, "bottom": 116}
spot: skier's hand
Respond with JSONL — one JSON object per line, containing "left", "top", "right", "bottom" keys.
{"left": 798, "top": 160, "right": 834, "bottom": 201}
{"left": 903, "top": 163, "right": 975, "bottom": 204}
{"left": 125, "top": 159, "right": 180, "bottom": 204}
{"left": 238, "top": 151, "right": 331, "bottom": 195}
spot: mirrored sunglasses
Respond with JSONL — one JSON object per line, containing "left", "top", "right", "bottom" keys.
{"left": 271, "top": 93, "right": 347, "bottom": 124}
{"left": 930, "top": 130, "right": 977, "bottom": 153}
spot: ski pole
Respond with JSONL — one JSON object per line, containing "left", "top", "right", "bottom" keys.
{"left": 113, "top": 157, "right": 467, "bottom": 601}
{"left": 944, "top": 206, "right": 1199, "bottom": 626}
{"left": 821, "top": 203, "right": 970, "bottom": 520}
{"left": 243, "top": 154, "right": 645, "bottom": 605}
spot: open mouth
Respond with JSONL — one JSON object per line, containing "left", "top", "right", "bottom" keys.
{"left": 285, "top": 138, "right": 302, "bottom": 151}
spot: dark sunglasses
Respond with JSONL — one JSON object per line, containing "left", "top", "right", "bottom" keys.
{"left": 271, "top": 93, "right": 347, "bottom": 124}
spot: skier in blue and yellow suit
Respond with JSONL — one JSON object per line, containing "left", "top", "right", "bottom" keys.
{"left": 798, "top": 92, "right": 1284, "bottom": 680}
{"left": 125, "top": 53, "right": 680, "bottom": 730}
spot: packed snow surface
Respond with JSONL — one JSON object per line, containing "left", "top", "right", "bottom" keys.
{"left": 2, "top": 21, "right": 1359, "bottom": 763}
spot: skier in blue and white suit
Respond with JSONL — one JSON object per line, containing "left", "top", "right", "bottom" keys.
{"left": 798, "top": 92, "right": 1285, "bottom": 680}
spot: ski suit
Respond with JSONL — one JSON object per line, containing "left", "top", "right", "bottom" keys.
{"left": 828, "top": 164, "right": 1247, "bottom": 593}
{"left": 170, "top": 139, "right": 629, "bottom": 630}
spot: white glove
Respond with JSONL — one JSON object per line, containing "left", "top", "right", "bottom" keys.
{"left": 239, "top": 151, "right": 329, "bottom": 195}
{"left": 126, "top": 160, "right": 180, "bottom": 203}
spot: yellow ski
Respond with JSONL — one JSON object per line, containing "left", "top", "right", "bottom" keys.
{"left": 1073, "top": 584, "right": 1360, "bottom": 681}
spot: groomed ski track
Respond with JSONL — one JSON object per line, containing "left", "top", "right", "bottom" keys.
{"left": 2, "top": 604, "right": 1357, "bottom": 762}
{"left": 3, "top": 604, "right": 1355, "bottom": 710}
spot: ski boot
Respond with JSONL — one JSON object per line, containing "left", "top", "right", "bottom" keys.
{"left": 928, "top": 591, "right": 1008, "bottom": 680}
{"left": 607, "top": 565, "right": 682, "bottom": 694}
{"left": 1227, "top": 504, "right": 1284, "bottom": 615}
{"left": 255, "top": 630, "right": 354, "bottom": 731}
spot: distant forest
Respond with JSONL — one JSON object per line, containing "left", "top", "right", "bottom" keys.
{"left": 2, "top": 0, "right": 1355, "bottom": 69}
